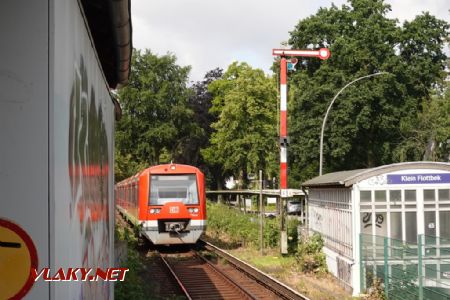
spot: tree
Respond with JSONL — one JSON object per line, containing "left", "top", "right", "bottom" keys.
{"left": 185, "top": 68, "right": 225, "bottom": 189}
{"left": 115, "top": 49, "right": 197, "bottom": 180}
{"left": 394, "top": 79, "right": 450, "bottom": 162}
{"left": 202, "top": 62, "right": 278, "bottom": 188}
{"left": 286, "top": 0, "right": 449, "bottom": 184}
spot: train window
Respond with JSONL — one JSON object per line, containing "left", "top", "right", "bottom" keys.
{"left": 149, "top": 174, "right": 199, "bottom": 205}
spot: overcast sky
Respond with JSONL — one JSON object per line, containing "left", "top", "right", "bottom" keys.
{"left": 132, "top": 0, "right": 450, "bottom": 83}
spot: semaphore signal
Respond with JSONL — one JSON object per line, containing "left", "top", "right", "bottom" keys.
{"left": 272, "top": 47, "right": 331, "bottom": 199}
{"left": 272, "top": 47, "right": 330, "bottom": 254}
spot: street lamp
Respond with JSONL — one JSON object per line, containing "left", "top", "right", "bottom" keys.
{"left": 319, "top": 72, "right": 390, "bottom": 176}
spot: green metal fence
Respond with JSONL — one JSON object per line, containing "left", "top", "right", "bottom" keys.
{"left": 360, "top": 233, "right": 450, "bottom": 299}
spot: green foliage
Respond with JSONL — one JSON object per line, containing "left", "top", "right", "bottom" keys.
{"left": 394, "top": 80, "right": 450, "bottom": 161}
{"left": 115, "top": 248, "right": 146, "bottom": 300}
{"left": 286, "top": 0, "right": 449, "bottom": 183}
{"left": 114, "top": 225, "right": 146, "bottom": 300}
{"left": 296, "top": 233, "right": 327, "bottom": 274}
{"left": 203, "top": 62, "right": 278, "bottom": 188}
{"left": 206, "top": 202, "right": 280, "bottom": 248}
{"left": 364, "top": 278, "right": 387, "bottom": 300}
{"left": 188, "top": 68, "right": 225, "bottom": 189}
{"left": 115, "top": 49, "right": 198, "bottom": 180}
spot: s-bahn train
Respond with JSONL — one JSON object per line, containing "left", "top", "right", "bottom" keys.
{"left": 116, "top": 164, "right": 207, "bottom": 244}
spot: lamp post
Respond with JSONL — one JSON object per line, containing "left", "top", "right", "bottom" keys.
{"left": 319, "top": 72, "right": 390, "bottom": 176}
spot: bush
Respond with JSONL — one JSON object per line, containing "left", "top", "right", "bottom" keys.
{"left": 115, "top": 248, "right": 146, "bottom": 300}
{"left": 114, "top": 225, "right": 147, "bottom": 300}
{"left": 207, "top": 202, "right": 280, "bottom": 248}
{"left": 364, "top": 278, "right": 386, "bottom": 300}
{"left": 296, "top": 233, "right": 327, "bottom": 274}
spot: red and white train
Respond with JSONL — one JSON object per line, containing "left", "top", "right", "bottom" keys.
{"left": 115, "top": 164, "right": 207, "bottom": 244}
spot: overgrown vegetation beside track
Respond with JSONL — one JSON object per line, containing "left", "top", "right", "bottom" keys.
{"left": 114, "top": 225, "right": 147, "bottom": 300}
{"left": 205, "top": 202, "right": 355, "bottom": 299}
{"left": 206, "top": 202, "right": 298, "bottom": 249}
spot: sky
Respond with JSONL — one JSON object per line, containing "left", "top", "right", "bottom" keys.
{"left": 132, "top": 0, "right": 450, "bottom": 83}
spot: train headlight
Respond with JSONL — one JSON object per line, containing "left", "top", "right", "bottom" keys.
{"left": 150, "top": 208, "right": 161, "bottom": 214}
{"left": 193, "top": 208, "right": 199, "bottom": 213}
{"left": 150, "top": 208, "right": 155, "bottom": 214}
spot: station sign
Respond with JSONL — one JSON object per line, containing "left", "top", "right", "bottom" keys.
{"left": 387, "top": 173, "right": 450, "bottom": 184}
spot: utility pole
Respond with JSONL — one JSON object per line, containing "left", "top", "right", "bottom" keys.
{"left": 272, "top": 47, "right": 330, "bottom": 254}
{"left": 259, "top": 169, "right": 264, "bottom": 255}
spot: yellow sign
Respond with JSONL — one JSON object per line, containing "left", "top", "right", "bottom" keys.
{"left": 0, "top": 219, "right": 38, "bottom": 300}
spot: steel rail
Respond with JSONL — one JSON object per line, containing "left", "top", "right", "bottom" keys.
{"left": 160, "top": 251, "right": 257, "bottom": 300}
{"left": 199, "top": 240, "right": 310, "bottom": 300}
{"left": 193, "top": 252, "right": 259, "bottom": 300}
{"left": 159, "top": 254, "right": 193, "bottom": 300}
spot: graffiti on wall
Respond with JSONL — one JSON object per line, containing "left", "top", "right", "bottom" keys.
{"left": 337, "top": 257, "right": 352, "bottom": 285}
{"left": 68, "top": 56, "right": 111, "bottom": 299}
{"left": 362, "top": 212, "right": 384, "bottom": 229}
{"left": 310, "top": 206, "right": 323, "bottom": 231}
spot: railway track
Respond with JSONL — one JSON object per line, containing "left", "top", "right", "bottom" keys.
{"left": 199, "top": 240, "right": 308, "bottom": 300}
{"left": 155, "top": 242, "right": 308, "bottom": 300}
{"left": 117, "top": 210, "right": 308, "bottom": 299}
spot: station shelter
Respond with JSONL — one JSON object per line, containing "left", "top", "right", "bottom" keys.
{"left": 302, "top": 162, "right": 450, "bottom": 297}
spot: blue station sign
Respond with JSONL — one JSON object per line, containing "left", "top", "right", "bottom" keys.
{"left": 387, "top": 173, "right": 450, "bottom": 184}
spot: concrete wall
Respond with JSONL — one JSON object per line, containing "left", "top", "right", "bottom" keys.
{"left": 0, "top": 1, "right": 49, "bottom": 299}
{"left": 0, "top": 1, "right": 115, "bottom": 298}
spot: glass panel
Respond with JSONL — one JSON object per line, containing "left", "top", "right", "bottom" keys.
{"left": 390, "top": 190, "right": 401, "bottom": 202}
{"left": 424, "top": 211, "right": 436, "bottom": 236}
{"left": 405, "top": 190, "right": 416, "bottom": 202}
{"left": 376, "top": 265, "right": 385, "bottom": 281}
{"left": 405, "top": 264, "right": 418, "bottom": 278}
{"left": 390, "top": 212, "right": 402, "bottom": 240}
{"left": 405, "top": 212, "right": 417, "bottom": 243}
{"left": 375, "top": 191, "right": 386, "bottom": 202}
{"left": 374, "top": 205, "right": 387, "bottom": 209}
{"left": 149, "top": 174, "right": 199, "bottom": 205}
{"left": 425, "top": 264, "right": 437, "bottom": 279}
{"left": 361, "top": 191, "right": 371, "bottom": 202}
{"left": 361, "top": 212, "right": 373, "bottom": 235}
{"left": 391, "top": 264, "right": 404, "bottom": 280}
{"left": 438, "top": 189, "right": 450, "bottom": 201}
{"left": 365, "top": 265, "right": 374, "bottom": 288}
{"left": 375, "top": 212, "right": 387, "bottom": 236}
{"left": 441, "top": 264, "right": 450, "bottom": 280}
{"left": 440, "top": 211, "right": 450, "bottom": 239}
{"left": 424, "top": 189, "right": 435, "bottom": 202}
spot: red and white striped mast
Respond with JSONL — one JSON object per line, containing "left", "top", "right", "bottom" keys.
{"left": 272, "top": 47, "right": 330, "bottom": 253}
{"left": 272, "top": 48, "right": 330, "bottom": 198}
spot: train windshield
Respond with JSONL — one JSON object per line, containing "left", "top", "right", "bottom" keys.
{"left": 149, "top": 174, "right": 199, "bottom": 205}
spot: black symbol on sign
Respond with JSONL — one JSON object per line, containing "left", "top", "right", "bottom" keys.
{"left": 363, "top": 213, "right": 372, "bottom": 228}
{"left": 375, "top": 214, "right": 384, "bottom": 228}
{"left": 0, "top": 241, "right": 21, "bottom": 248}
{"left": 362, "top": 213, "right": 384, "bottom": 228}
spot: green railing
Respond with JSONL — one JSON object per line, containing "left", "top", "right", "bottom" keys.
{"left": 360, "top": 234, "right": 450, "bottom": 299}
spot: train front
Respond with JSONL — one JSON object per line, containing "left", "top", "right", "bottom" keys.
{"left": 143, "top": 164, "right": 206, "bottom": 245}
